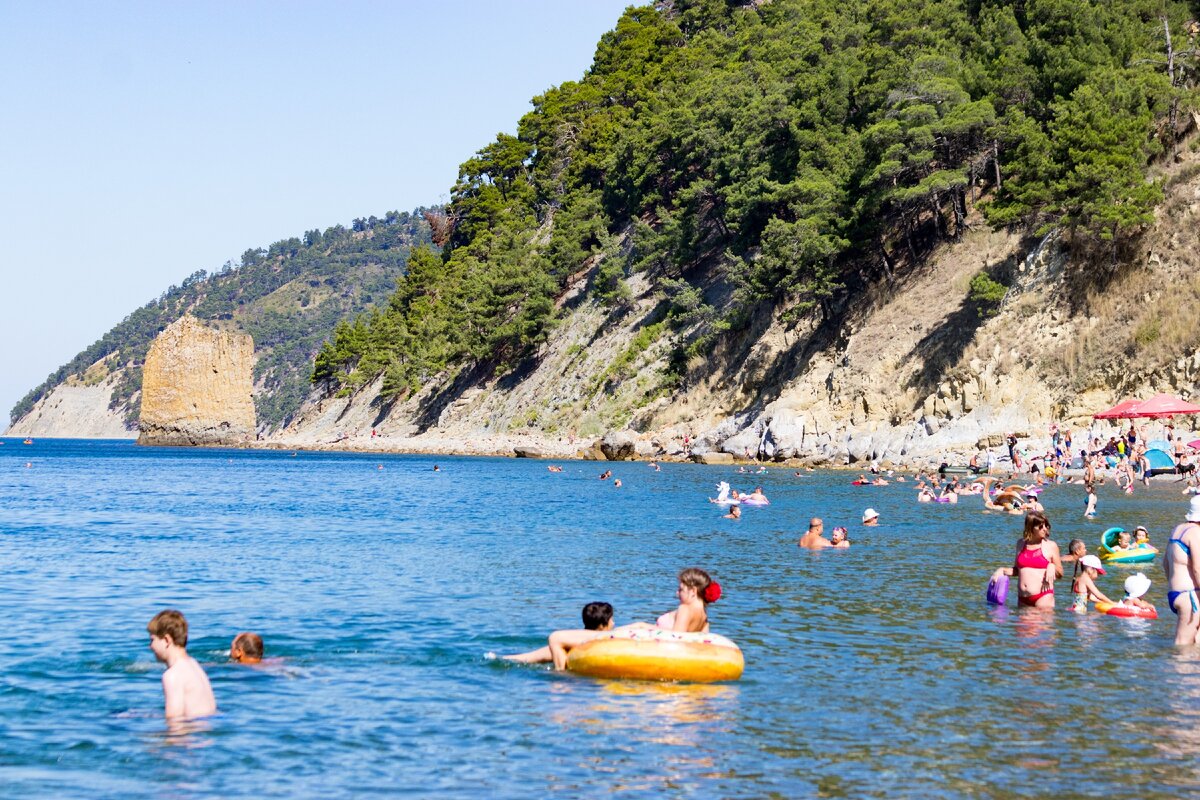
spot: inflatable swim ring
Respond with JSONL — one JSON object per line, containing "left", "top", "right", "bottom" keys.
{"left": 566, "top": 629, "right": 744, "bottom": 682}
{"left": 1095, "top": 601, "right": 1158, "bottom": 620}
{"left": 740, "top": 497, "right": 769, "bottom": 506}
{"left": 851, "top": 480, "right": 868, "bottom": 486}
{"left": 1099, "top": 527, "right": 1157, "bottom": 565}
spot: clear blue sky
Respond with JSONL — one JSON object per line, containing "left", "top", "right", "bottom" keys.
{"left": 0, "top": 1, "right": 632, "bottom": 420}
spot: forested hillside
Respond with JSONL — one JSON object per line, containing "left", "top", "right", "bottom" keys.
{"left": 315, "top": 0, "right": 1200, "bottom": 406}
{"left": 11, "top": 210, "right": 433, "bottom": 428}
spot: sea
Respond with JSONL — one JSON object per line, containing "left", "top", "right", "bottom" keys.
{"left": 1, "top": 438, "right": 1199, "bottom": 798}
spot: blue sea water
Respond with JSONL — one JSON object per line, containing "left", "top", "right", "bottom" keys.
{"left": 2, "top": 438, "right": 1200, "bottom": 798}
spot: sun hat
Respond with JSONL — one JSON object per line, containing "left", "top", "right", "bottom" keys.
{"left": 1124, "top": 572, "right": 1151, "bottom": 599}
{"left": 1189, "top": 495, "right": 1200, "bottom": 522}
{"left": 1134, "top": 525, "right": 1148, "bottom": 533}
{"left": 1079, "top": 554, "right": 1106, "bottom": 574}
{"left": 862, "top": 508, "right": 879, "bottom": 522}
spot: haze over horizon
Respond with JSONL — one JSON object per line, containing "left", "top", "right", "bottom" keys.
{"left": 0, "top": 1, "right": 630, "bottom": 422}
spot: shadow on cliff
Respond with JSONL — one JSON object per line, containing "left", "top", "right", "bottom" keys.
{"left": 900, "top": 246, "right": 1025, "bottom": 402}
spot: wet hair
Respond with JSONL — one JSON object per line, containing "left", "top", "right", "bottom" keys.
{"left": 581, "top": 602, "right": 614, "bottom": 631}
{"left": 1022, "top": 511, "right": 1051, "bottom": 543}
{"left": 232, "top": 632, "right": 264, "bottom": 660}
{"left": 147, "top": 609, "right": 188, "bottom": 647}
{"left": 679, "top": 567, "right": 713, "bottom": 602}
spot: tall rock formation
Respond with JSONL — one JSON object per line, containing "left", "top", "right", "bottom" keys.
{"left": 137, "top": 316, "right": 256, "bottom": 446}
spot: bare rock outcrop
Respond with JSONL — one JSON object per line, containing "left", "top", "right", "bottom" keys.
{"left": 137, "top": 316, "right": 255, "bottom": 446}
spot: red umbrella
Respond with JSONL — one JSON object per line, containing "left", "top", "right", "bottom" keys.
{"left": 1128, "top": 393, "right": 1200, "bottom": 419}
{"left": 1093, "top": 398, "right": 1143, "bottom": 419}
{"left": 1188, "top": 439, "right": 1200, "bottom": 450}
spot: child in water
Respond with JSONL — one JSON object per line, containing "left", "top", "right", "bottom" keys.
{"left": 147, "top": 609, "right": 217, "bottom": 720}
{"left": 1072, "top": 555, "right": 1113, "bottom": 613}
{"left": 501, "top": 602, "right": 614, "bottom": 664}
{"left": 1115, "top": 530, "right": 1133, "bottom": 551}
{"left": 1083, "top": 482, "right": 1098, "bottom": 519}
{"left": 1133, "top": 525, "right": 1157, "bottom": 551}
{"left": 1120, "top": 573, "right": 1155, "bottom": 612}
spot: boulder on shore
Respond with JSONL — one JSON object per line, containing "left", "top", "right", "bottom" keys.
{"left": 600, "top": 431, "right": 637, "bottom": 460}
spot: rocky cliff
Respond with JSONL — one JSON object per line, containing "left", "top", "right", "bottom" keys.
{"left": 267, "top": 143, "right": 1200, "bottom": 465}
{"left": 4, "top": 365, "right": 132, "bottom": 439}
{"left": 137, "top": 316, "right": 256, "bottom": 446}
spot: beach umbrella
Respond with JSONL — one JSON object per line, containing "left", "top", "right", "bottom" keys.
{"left": 1093, "top": 398, "right": 1143, "bottom": 419}
{"left": 1127, "top": 393, "right": 1200, "bottom": 419}
{"left": 1188, "top": 439, "right": 1200, "bottom": 451}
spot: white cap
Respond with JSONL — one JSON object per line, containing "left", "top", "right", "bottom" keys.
{"left": 1080, "top": 554, "right": 1106, "bottom": 574}
{"left": 1189, "top": 495, "right": 1200, "bottom": 522}
{"left": 1124, "top": 572, "right": 1152, "bottom": 599}
{"left": 862, "top": 508, "right": 879, "bottom": 522}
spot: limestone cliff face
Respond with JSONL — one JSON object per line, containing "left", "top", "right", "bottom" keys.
{"left": 138, "top": 316, "right": 256, "bottom": 446}
{"left": 4, "top": 372, "right": 133, "bottom": 439}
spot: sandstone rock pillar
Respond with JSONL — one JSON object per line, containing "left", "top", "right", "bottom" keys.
{"left": 137, "top": 316, "right": 256, "bottom": 446}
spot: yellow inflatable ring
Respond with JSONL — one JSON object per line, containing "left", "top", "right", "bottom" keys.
{"left": 566, "top": 629, "right": 744, "bottom": 682}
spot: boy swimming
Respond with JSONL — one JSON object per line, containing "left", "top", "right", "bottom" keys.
{"left": 501, "top": 602, "right": 614, "bottom": 664}
{"left": 147, "top": 609, "right": 217, "bottom": 720}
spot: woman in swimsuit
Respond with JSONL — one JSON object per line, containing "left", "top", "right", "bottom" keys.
{"left": 1013, "top": 511, "right": 1062, "bottom": 609}
{"left": 1164, "top": 497, "right": 1200, "bottom": 644}
{"left": 546, "top": 568, "right": 720, "bottom": 669}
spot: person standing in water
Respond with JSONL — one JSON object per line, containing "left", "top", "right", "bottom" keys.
{"left": 147, "top": 610, "right": 216, "bottom": 720}
{"left": 799, "top": 518, "right": 832, "bottom": 549}
{"left": 1164, "top": 496, "right": 1200, "bottom": 644}
{"left": 1013, "top": 511, "right": 1062, "bottom": 609}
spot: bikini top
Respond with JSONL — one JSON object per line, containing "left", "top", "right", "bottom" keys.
{"left": 1016, "top": 543, "right": 1051, "bottom": 571}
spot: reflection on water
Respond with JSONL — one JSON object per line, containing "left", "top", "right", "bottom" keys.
{"left": 3, "top": 439, "right": 1200, "bottom": 797}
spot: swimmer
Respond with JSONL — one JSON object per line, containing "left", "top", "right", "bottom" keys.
{"left": 547, "top": 465, "right": 563, "bottom": 472}
{"left": 862, "top": 508, "right": 880, "bottom": 526}
{"left": 830, "top": 526, "right": 850, "bottom": 548}
{"left": 599, "top": 470, "right": 612, "bottom": 480}
{"left": 613, "top": 479, "right": 622, "bottom": 488}
{"left": 147, "top": 610, "right": 216, "bottom": 720}
{"left": 502, "top": 602, "right": 614, "bottom": 664}
{"left": 1071, "top": 555, "right": 1112, "bottom": 613}
{"left": 799, "top": 517, "right": 832, "bottom": 549}
{"left": 1083, "top": 481, "right": 1097, "bottom": 518}
{"left": 230, "top": 632, "right": 264, "bottom": 664}
{"left": 1063, "top": 539, "right": 1087, "bottom": 576}
{"left": 724, "top": 505, "right": 742, "bottom": 520}
{"left": 433, "top": 465, "right": 440, "bottom": 472}
{"left": 744, "top": 486, "right": 769, "bottom": 504}
{"left": 546, "top": 569, "right": 720, "bottom": 669}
